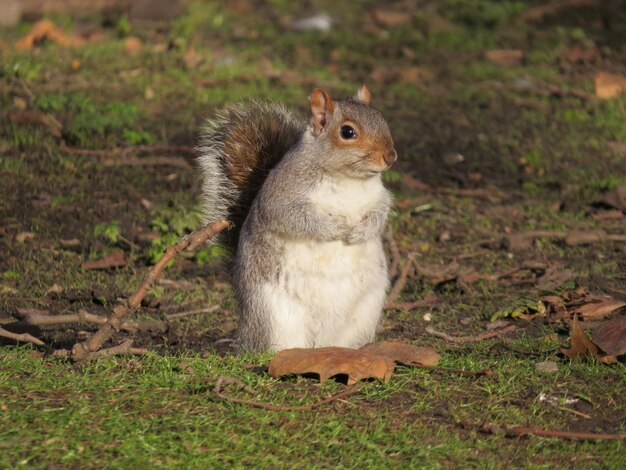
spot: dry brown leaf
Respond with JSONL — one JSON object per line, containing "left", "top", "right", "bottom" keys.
{"left": 572, "top": 296, "right": 626, "bottom": 321}
{"left": 360, "top": 341, "right": 441, "bottom": 367}
{"left": 562, "top": 316, "right": 617, "bottom": 363}
{"left": 595, "top": 72, "right": 626, "bottom": 99}
{"left": 592, "top": 315, "right": 626, "bottom": 357}
{"left": 81, "top": 250, "right": 127, "bottom": 270}
{"left": 536, "top": 267, "right": 575, "bottom": 291}
{"left": 124, "top": 36, "right": 143, "bottom": 56}
{"left": 268, "top": 347, "right": 395, "bottom": 385}
{"left": 16, "top": 19, "right": 84, "bottom": 50}
{"left": 485, "top": 49, "right": 524, "bottom": 65}
{"left": 371, "top": 10, "right": 413, "bottom": 27}
{"left": 561, "top": 315, "right": 600, "bottom": 358}
{"left": 602, "top": 184, "right": 626, "bottom": 212}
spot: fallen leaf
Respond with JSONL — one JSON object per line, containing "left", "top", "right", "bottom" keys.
{"left": 595, "top": 72, "right": 626, "bottom": 99}
{"left": 571, "top": 296, "right": 626, "bottom": 321}
{"left": 602, "top": 184, "right": 626, "bottom": 212}
{"left": 360, "top": 341, "right": 441, "bottom": 367}
{"left": 562, "top": 45, "right": 599, "bottom": 63}
{"left": 124, "top": 36, "right": 143, "bottom": 56}
{"left": 81, "top": 250, "right": 127, "bottom": 270}
{"left": 592, "top": 315, "right": 626, "bottom": 356}
{"left": 45, "top": 283, "right": 63, "bottom": 296}
{"left": 485, "top": 49, "right": 524, "bottom": 65}
{"left": 268, "top": 347, "right": 395, "bottom": 385}
{"left": 16, "top": 19, "right": 84, "bottom": 50}
{"left": 491, "top": 297, "right": 546, "bottom": 321}
{"left": 371, "top": 10, "right": 413, "bottom": 27}
{"left": 15, "top": 231, "right": 36, "bottom": 243}
{"left": 8, "top": 110, "right": 63, "bottom": 138}
{"left": 536, "top": 266, "right": 575, "bottom": 291}
{"left": 562, "top": 315, "right": 599, "bottom": 358}
{"left": 561, "top": 316, "right": 616, "bottom": 363}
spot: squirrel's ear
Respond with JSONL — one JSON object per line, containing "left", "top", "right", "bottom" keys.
{"left": 310, "top": 88, "right": 335, "bottom": 134}
{"left": 354, "top": 84, "right": 372, "bottom": 105}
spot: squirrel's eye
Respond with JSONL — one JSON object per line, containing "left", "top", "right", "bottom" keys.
{"left": 340, "top": 125, "right": 356, "bottom": 140}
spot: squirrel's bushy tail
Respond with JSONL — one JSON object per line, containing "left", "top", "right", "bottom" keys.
{"left": 197, "top": 100, "right": 304, "bottom": 251}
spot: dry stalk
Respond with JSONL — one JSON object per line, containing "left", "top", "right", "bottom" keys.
{"left": 481, "top": 423, "right": 626, "bottom": 441}
{"left": 425, "top": 325, "right": 517, "bottom": 343}
{"left": 70, "top": 219, "right": 229, "bottom": 362}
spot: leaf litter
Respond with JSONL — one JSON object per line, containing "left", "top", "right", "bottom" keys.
{"left": 268, "top": 341, "right": 440, "bottom": 385}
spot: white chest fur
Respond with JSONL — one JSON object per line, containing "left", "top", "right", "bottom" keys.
{"left": 309, "top": 174, "right": 385, "bottom": 224}
{"left": 258, "top": 173, "right": 389, "bottom": 350}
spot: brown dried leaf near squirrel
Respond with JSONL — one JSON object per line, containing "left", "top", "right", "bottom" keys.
{"left": 197, "top": 85, "right": 397, "bottom": 352}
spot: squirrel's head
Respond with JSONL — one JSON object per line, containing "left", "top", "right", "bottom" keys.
{"left": 308, "top": 85, "right": 397, "bottom": 178}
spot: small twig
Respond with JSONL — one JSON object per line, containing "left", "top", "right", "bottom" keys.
{"left": 14, "top": 308, "right": 165, "bottom": 333}
{"left": 214, "top": 375, "right": 361, "bottom": 411}
{"left": 88, "top": 339, "right": 148, "bottom": 360}
{"left": 103, "top": 156, "right": 192, "bottom": 170}
{"left": 385, "top": 255, "right": 415, "bottom": 307}
{"left": 165, "top": 305, "right": 220, "bottom": 320}
{"left": 558, "top": 406, "right": 591, "bottom": 420}
{"left": 60, "top": 143, "right": 196, "bottom": 157}
{"left": 71, "top": 219, "right": 229, "bottom": 362}
{"left": 385, "top": 295, "right": 438, "bottom": 311}
{"left": 0, "top": 326, "right": 46, "bottom": 347}
{"left": 425, "top": 325, "right": 517, "bottom": 343}
{"left": 481, "top": 423, "right": 626, "bottom": 441}
{"left": 384, "top": 227, "right": 401, "bottom": 279}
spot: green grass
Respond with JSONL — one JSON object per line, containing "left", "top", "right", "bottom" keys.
{"left": 1, "top": 345, "right": 623, "bottom": 468}
{"left": 2, "top": 0, "right": 626, "bottom": 467}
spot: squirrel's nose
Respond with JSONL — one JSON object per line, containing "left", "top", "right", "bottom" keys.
{"left": 383, "top": 148, "right": 397, "bottom": 166}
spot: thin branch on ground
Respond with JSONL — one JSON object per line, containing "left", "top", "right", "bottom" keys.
{"left": 384, "top": 227, "right": 401, "bottom": 279}
{"left": 60, "top": 143, "right": 196, "bottom": 157}
{"left": 385, "top": 295, "right": 438, "bottom": 311}
{"left": 71, "top": 219, "right": 230, "bottom": 362}
{"left": 165, "top": 305, "right": 220, "bottom": 320}
{"left": 14, "top": 308, "right": 166, "bottom": 333}
{"left": 103, "top": 156, "right": 193, "bottom": 170}
{"left": 425, "top": 325, "right": 517, "bottom": 343}
{"left": 0, "top": 326, "right": 46, "bottom": 347}
{"left": 88, "top": 340, "right": 148, "bottom": 359}
{"left": 480, "top": 423, "right": 626, "bottom": 441}
{"left": 213, "top": 375, "right": 361, "bottom": 411}
{"left": 385, "top": 255, "right": 415, "bottom": 307}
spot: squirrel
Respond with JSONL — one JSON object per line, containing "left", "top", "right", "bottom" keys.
{"left": 197, "top": 85, "right": 397, "bottom": 352}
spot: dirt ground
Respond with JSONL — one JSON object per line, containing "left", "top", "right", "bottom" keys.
{"left": 0, "top": 1, "right": 625, "bottom": 467}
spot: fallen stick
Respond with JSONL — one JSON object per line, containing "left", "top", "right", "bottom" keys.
{"left": 14, "top": 308, "right": 165, "bottom": 333}
{"left": 214, "top": 375, "right": 360, "bottom": 411}
{"left": 425, "top": 325, "right": 517, "bottom": 343}
{"left": 385, "top": 295, "right": 438, "bottom": 311}
{"left": 385, "top": 255, "right": 415, "bottom": 307}
{"left": 165, "top": 305, "right": 220, "bottom": 320}
{"left": 103, "top": 156, "right": 193, "bottom": 170}
{"left": 88, "top": 339, "right": 148, "bottom": 360}
{"left": 0, "top": 326, "right": 46, "bottom": 347}
{"left": 60, "top": 143, "right": 196, "bottom": 157}
{"left": 481, "top": 423, "right": 626, "bottom": 441}
{"left": 71, "top": 219, "right": 229, "bottom": 362}
{"left": 384, "top": 227, "right": 401, "bottom": 279}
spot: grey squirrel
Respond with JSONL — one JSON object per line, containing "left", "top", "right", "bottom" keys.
{"left": 197, "top": 85, "right": 397, "bottom": 352}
